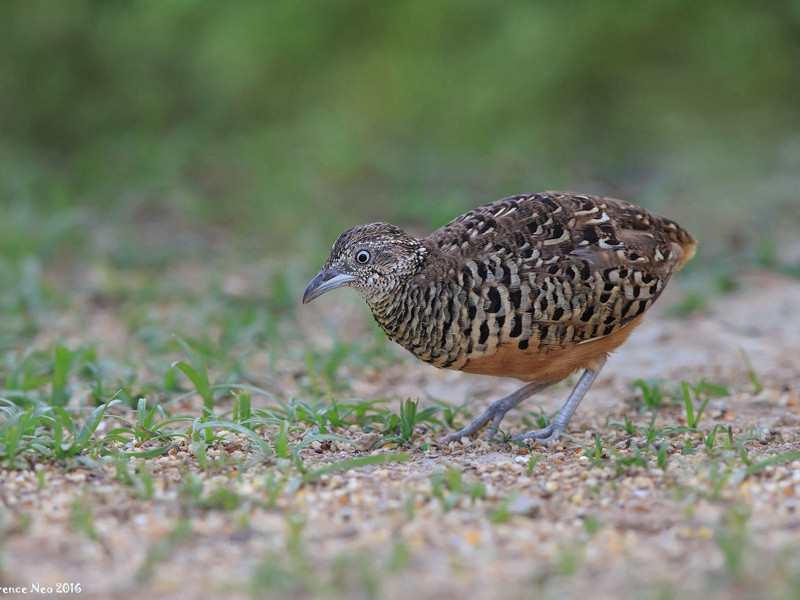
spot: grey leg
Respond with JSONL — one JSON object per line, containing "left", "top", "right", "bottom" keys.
{"left": 442, "top": 381, "right": 551, "bottom": 442}
{"left": 511, "top": 356, "right": 607, "bottom": 444}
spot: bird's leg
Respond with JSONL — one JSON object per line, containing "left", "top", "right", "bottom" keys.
{"left": 511, "top": 356, "right": 607, "bottom": 444}
{"left": 442, "top": 381, "right": 551, "bottom": 442}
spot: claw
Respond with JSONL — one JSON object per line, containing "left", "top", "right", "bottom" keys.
{"left": 510, "top": 423, "right": 559, "bottom": 444}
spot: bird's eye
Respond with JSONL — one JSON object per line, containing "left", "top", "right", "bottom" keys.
{"left": 355, "top": 249, "right": 371, "bottom": 265}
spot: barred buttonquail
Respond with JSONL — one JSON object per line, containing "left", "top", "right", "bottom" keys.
{"left": 303, "top": 192, "right": 696, "bottom": 444}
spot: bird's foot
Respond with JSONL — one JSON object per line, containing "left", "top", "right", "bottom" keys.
{"left": 440, "top": 404, "right": 506, "bottom": 443}
{"left": 510, "top": 423, "right": 562, "bottom": 445}
{"left": 441, "top": 382, "right": 549, "bottom": 443}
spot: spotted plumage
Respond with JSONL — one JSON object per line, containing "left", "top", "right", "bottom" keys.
{"left": 303, "top": 192, "right": 696, "bottom": 444}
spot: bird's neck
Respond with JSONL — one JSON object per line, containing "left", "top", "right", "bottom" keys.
{"left": 365, "top": 276, "right": 410, "bottom": 326}
{"left": 364, "top": 242, "right": 455, "bottom": 365}
{"left": 363, "top": 240, "right": 435, "bottom": 321}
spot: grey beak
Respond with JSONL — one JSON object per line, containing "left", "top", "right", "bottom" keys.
{"left": 302, "top": 269, "right": 358, "bottom": 304}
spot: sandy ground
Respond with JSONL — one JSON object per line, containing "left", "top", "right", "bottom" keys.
{"left": 1, "top": 271, "right": 799, "bottom": 599}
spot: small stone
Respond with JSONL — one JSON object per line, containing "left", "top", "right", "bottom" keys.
{"left": 543, "top": 480, "right": 559, "bottom": 493}
{"left": 507, "top": 496, "right": 543, "bottom": 518}
{"left": 353, "top": 432, "right": 381, "bottom": 451}
{"left": 696, "top": 527, "right": 712, "bottom": 539}
{"left": 465, "top": 530, "right": 482, "bottom": 545}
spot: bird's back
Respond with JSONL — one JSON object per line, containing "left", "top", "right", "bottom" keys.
{"left": 374, "top": 192, "right": 695, "bottom": 382}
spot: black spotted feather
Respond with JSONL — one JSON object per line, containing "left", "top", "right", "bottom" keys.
{"left": 375, "top": 192, "right": 695, "bottom": 369}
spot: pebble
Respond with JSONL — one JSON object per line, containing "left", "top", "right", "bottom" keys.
{"left": 542, "top": 481, "right": 559, "bottom": 493}
{"left": 507, "top": 496, "right": 542, "bottom": 518}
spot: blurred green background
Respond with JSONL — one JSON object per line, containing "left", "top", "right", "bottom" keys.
{"left": 1, "top": 0, "right": 799, "bottom": 272}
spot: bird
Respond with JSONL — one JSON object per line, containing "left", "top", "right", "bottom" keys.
{"left": 303, "top": 192, "right": 696, "bottom": 444}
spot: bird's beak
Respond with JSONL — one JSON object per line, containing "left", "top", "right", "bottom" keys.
{"left": 302, "top": 269, "right": 358, "bottom": 304}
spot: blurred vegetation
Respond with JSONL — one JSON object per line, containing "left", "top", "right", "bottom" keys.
{"left": 0, "top": 0, "right": 799, "bottom": 270}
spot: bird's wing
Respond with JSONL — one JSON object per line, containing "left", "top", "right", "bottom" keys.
{"left": 428, "top": 192, "right": 695, "bottom": 351}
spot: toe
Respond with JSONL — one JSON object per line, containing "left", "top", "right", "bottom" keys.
{"left": 511, "top": 426, "right": 557, "bottom": 443}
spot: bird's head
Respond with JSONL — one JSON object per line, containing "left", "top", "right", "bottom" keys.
{"left": 302, "top": 222, "right": 427, "bottom": 305}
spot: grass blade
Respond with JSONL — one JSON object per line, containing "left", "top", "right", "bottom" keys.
{"left": 738, "top": 347, "right": 763, "bottom": 395}
{"left": 172, "top": 337, "right": 214, "bottom": 414}
{"left": 301, "top": 452, "right": 409, "bottom": 484}
{"left": 51, "top": 344, "right": 79, "bottom": 407}
{"left": 745, "top": 450, "right": 800, "bottom": 476}
{"left": 192, "top": 419, "right": 273, "bottom": 457}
